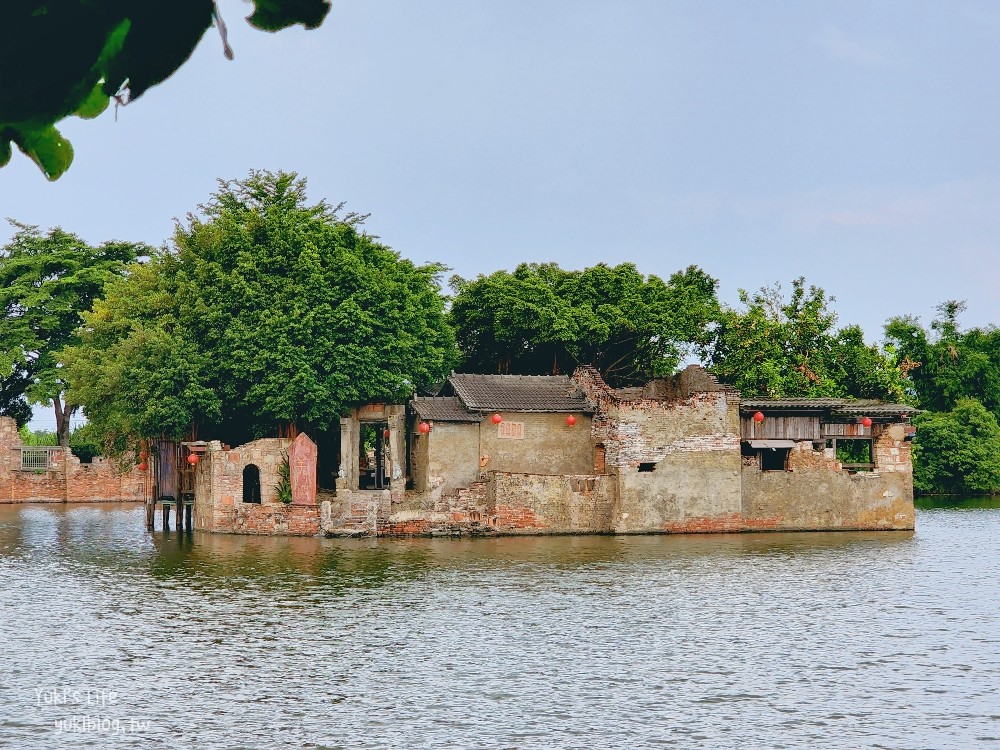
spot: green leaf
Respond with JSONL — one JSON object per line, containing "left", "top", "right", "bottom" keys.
{"left": 74, "top": 81, "right": 110, "bottom": 119}
{"left": 16, "top": 125, "right": 74, "bottom": 181}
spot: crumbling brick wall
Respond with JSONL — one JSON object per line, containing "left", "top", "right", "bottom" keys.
{"left": 0, "top": 416, "right": 144, "bottom": 504}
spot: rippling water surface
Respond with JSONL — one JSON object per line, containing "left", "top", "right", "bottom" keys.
{"left": 1, "top": 501, "right": 998, "bottom": 749}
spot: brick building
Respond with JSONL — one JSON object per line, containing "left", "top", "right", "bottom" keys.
{"left": 190, "top": 365, "right": 917, "bottom": 536}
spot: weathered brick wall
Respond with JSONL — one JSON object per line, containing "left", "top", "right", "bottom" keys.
{"left": 491, "top": 471, "right": 614, "bottom": 533}
{"left": 741, "top": 431, "right": 914, "bottom": 531}
{"left": 194, "top": 437, "right": 319, "bottom": 535}
{"left": 0, "top": 417, "right": 144, "bottom": 504}
{"left": 610, "top": 391, "right": 743, "bottom": 533}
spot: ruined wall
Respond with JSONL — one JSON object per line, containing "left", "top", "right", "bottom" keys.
{"left": 740, "top": 427, "right": 914, "bottom": 531}
{"left": 609, "top": 391, "right": 743, "bottom": 533}
{"left": 491, "top": 472, "right": 614, "bottom": 533}
{"left": 479, "top": 412, "right": 593, "bottom": 477}
{"left": 193, "top": 437, "right": 320, "bottom": 536}
{"left": 0, "top": 416, "right": 144, "bottom": 504}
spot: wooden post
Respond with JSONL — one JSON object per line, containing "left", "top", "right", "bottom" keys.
{"left": 185, "top": 502, "right": 193, "bottom": 530}
{"left": 175, "top": 501, "right": 184, "bottom": 531}
{"left": 161, "top": 503, "right": 169, "bottom": 531}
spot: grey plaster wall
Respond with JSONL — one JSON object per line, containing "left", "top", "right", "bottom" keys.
{"left": 479, "top": 412, "right": 593, "bottom": 477}
{"left": 423, "top": 422, "right": 480, "bottom": 496}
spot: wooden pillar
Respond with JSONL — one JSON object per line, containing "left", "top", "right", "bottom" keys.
{"left": 185, "top": 503, "right": 193, "bottom": 530}
{"left": 161, "top": 503, "right": 169, "bottom": 531}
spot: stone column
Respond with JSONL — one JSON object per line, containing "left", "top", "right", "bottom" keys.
{"left": 386, "top": 405, "right": 406, "bottom": 499}
{"left": 339, "top": 415, "right": 357, "bottom": 491}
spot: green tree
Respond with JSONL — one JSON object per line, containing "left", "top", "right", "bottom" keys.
{"left": 885, "top": 301, "right": 1000, "bottom": 417}
{"left": 911, "top": 398, "right": 1000, "bottom": 495}
{"left": 1, "top": 1, "right": 330, "bottom": 180}
{"left": 63, "top": 170, "right": 457, "bottom": 452}
{"left": 449, "top": 263, "right": 720, "bottom": 386}
{"left": 0, "top": 222, "right": 143, "bottom": 442}
{"left": 705, "top": 277, "right": 906, "bottom": 400}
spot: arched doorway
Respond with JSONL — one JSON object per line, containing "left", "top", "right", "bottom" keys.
{"left": 243, "top": 464, "right": 262, "bottom": 503}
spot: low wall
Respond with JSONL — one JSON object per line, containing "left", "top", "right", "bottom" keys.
{"left": 193, "top": 437, "right": 320, "bottom": 536}
{"left": 0, "top": 417, "right": 144, "bottom": 504}
{"left": 740, "top": 429, "right": 915, "bottom": 531}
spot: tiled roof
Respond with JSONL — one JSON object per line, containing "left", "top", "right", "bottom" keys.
{"left": 410, "top": 397, "right": 479, "bottom": 422}
{"left": 742, "top": 399, "right": 919, "bottom": 417}
{"left": 830, "top": 403, "right": 919, "bottom": 417}
{"left": 446, "top": 373, "right": 594, "bottom": 413}
{"left": 741, "top": 398, "right": 850, "bottom": 410}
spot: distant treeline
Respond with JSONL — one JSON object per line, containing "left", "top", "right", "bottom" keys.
{"left": 3, "top": 170, "right": 997, "bottom": 494}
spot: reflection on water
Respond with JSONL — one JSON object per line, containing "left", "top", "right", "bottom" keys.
{"left": 916, "top": 494, "right": 1000, "bottom": 510}
{"left": 0, "top": 502, "right": 997, "bottom": 749}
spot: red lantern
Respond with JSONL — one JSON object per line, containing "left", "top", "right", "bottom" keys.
{"left": 187, "top": 453, "right": 199, "bottom": 465}
{"left": 753, "top": 411, "right": 765, "bottom": 423}
{"left": 491, "top": 413, "right": 503, "bottom": 425}
{"left": 566, "top": 415, "right": 577, "bottom": 427}
{"left": 137, "top": 462, "right": 148, "bottom": 472}
{"left": 139, "top": 449, "right": 149, "bottom": 461}
{"left": 861, "top": 416, "right": 873, "bottom": 428}
{"left": 383, "top": 428, "right": 391, "bottom": 439}
{"left": 418, "top": 421, "right": 431, "bottom": 435}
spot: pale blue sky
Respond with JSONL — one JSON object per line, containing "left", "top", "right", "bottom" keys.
{"left": 4, "top": 1, "right": 1000, "bottom": 430}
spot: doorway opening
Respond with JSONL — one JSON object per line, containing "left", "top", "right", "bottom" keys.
{"left": 359, "top": 422, "right": 390, "bottom": 490}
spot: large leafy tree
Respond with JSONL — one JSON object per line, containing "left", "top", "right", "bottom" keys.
{"left": 63, "top": 170, "right": 457, "bottom": 451}
{"left": 0, "top": 222, "right": 143, "bottom": 442}
{"left": 911, "top": 398, "right": 1000, "bottom": 495}
{"left": 705, "top": 277, "right": 906, "bottom": 400}
{"left": 1, "top": 1, "right": 331, "bottom": 180}
{"left": 885, "top": 301, "right": 1000, "bottom": 418}
{"left": 448, "top": 263, "right": 720, "bottom": 386}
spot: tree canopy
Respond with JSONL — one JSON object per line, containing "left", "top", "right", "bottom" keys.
{"left": 885, "top": 301, "right": 1000, "bottom": 418}
{"left": 704, "top": 277, "right": 906, "bottom": 401}
{"left": 448, "top": 262, "right": 720, "bottom": 386}
{"left": 0, "top": 222, "right": 143, "bottom": 441}
{"left": 62, "top": 170, "right": 457, "bottom": 452}
{"left": 0, "top": 1, "right": 331, "bottom": 180}
{"left": 911, "top": 398, "right": 1000, "bottom": 495}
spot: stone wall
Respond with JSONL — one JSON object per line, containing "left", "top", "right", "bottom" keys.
{"left": 0, "top": 416, "right": 145, "bottom": 504}
{"left": 491, "top": 471, "right": 614, "bottom": 533}
{"left": 193, "top": 437, "right": 321, "bottom": 536}
{"left": 479, "top": 412, "right": 594, "bottom": 477}
{"left": 609, "top": 392, "right": 743, "bottom": 533}
{"left": 414, "top": 421, "right": 480, "bottom": 496}
{"left": 740, "top": 427, "right": 914, "bottom": 531}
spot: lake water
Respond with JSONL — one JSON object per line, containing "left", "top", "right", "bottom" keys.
{"left": 0, "top": 501, "right": 998, "bottom": 749}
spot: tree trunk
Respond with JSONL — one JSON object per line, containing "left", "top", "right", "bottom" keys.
{"left": 53, "top": 395, "right": 75, "bottom": 448}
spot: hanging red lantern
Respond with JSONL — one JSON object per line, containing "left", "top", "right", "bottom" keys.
{"left": 861, "top": 416, "right": 873, "bottom": 428}
{"left": 137, "top": 462, "right": 148, "bottom": 472}
{"left": 566, "top": 415, "right": 577, "bottom": 427}
{"left": 139, "top": 449, "right": 148, "bottom": 461}
{"left": 187, "top": 453, "right": 199, "bottom": 465}
{"left": 753, "top": 411, "right": 765, "bottom": 423}
{"left": 491, "top": 413, "right": 503, "bottom": 425}
{"left": 418, "top": 421, "right": 431, "bottom": 435}
{"left": 383, "top": 428, "right": 391, "bottom": 439}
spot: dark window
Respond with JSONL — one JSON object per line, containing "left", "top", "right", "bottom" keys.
{"left": 638, "top": 462, "right": 656, "bottom": 472}
{"left": 760, "top": 449, "right": 790, "bottom": 472}
{"left": 243, "top": 464, "right": 262, "bottom": 503}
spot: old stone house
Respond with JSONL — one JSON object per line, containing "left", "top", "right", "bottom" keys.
{"left": 189, "top": 365, "right": 917, "bottom": 536}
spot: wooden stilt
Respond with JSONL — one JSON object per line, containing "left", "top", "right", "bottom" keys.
{"left": 185, "top": 503, "right": 193, "bottom": 530}
{"left": 162, "top": 503, "right": 169, "bottom": 531}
